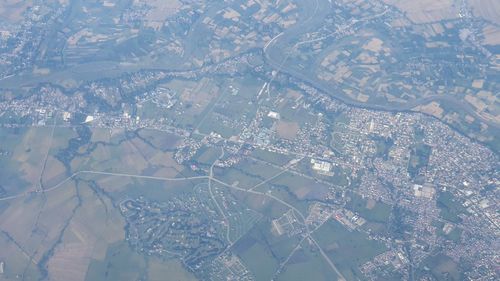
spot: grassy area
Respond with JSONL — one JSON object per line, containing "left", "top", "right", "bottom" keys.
{"left": 408, "top": 143, "right": 431, "bottom": 180}
{"left": 270, "top": 172, "right": 330, "bottom": 202}
{"left": 436, "top": 191, "right": 467, "bottom": 223}
{"left": 234, "top": 236, "right": 280, "bottom": 281}
{"left": 418, "top": 254, "right": 461, "bottom": 281}
{"left": 213, "top": 166, "right": 263, "bottom": 187}
{"left": 250, "top": 149, "right": 294, "bottom": 166}
{"left": 276, "top": 240, "right": 339, "bottom": 281}
{"left": 313, "top": 220, "right": 387, "bottom": 281}
{"left": 96, "top": 175, "right": 202, "bottom": 203}
{"left": 433, "top": 220, "right": 463, "bottom": 242}
{"left": 136, "top": 129, "right": 181, "bottom": 151}
{"left": 0, "top": 231, "right": 42, "bottom": 280}
{"left": 233, "top": 188, "right": 290, "bottom": 220}
{"left": 371, "top": 135, "right": 394, "bottom": 160}
{"left": 211, "top": 183, "right": 261, "bottom": 242}
{"left": 198, "top": 114, "right": 240, "bottom": 138}
{"left": 233, "top": 218, "right": 306, "bottom": 280}
{"left": 192, "top": 146, "right": 221, "bottom": 166}
{"left": 0, "top": 180, "right": 78, "bottom": 260}
{"left": 147, "top": 257, "right": 197, "bottom": 281}
{"left": 0, "top": 127, "right": 60, "bottom": 194}
{"left": 346, "top": 193, "right": 392, "bottom": 224}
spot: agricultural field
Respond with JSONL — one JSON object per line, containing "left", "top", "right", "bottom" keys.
{"left": 0, "top": 0, "right": 498, "bottom": 280}
{"left": 313, "top": 220, "right": 387, "bottom": 281}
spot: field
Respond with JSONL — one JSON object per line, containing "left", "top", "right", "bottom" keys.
{"left": 0, "top": 0, "right": 34, "bottom": 23}
{"left": 0, "top": 124, "right": 209, "bottom": 280}
{"left": 470, "top": 0, "right": 500, "bottom": 24}
{"left": 0, "top": 0, "right": 496, "bottom": 279}
{"left": 436, "top": 191, "right": 468, "bottom": 223}
{"left": 408, "top": 143, "right": 432, "bottom": 180}
{"left": 0, "top": 230, "right": 41, "bottom": 280}
{"left": 250, "top": 149, "right": 294, "bottom": 166}
{"left": 232, "top": 218, "right": 304, "bottom": 281}
{"left": 383, "top": 0, "right": 459, "bottom": 24}
{"left": 0, "top": 124, "right": 261, "bottom": 280}
{"left": 346, "top": 193, "right": 392, "bottom": 224}
{"left": 147, "top": 257, "right": 196, "bottom": 281}
{"left": 84, "top": 242, "right": 147, "bottom": 281}
{"left": 276, "top": 120, "right": 300, "bottom": 140}
{"left": 313, "top": 220, "right": 387, "bottom": 281}
{"left": 0, "top": 127, "right": 72, "bottom": 196}
{"left": 276, "top": 240, "right": 339, "bottom": 281}
{"left": 0, "top": 179, "right": 78, "bottom": 276}
{"left": 235, "top": 240, "right": 279, "bottom": 280}
{"left": 138, "top": 0, "right": 182, "bottom": 29}
{"left": 268, "top": 172, "right": 330, "bottom": 202}
{"left": 418, "top": 254, "right": 462, "bottom": 281}
{"left": 47, "top": 182, "right": 125, "bottom": 281}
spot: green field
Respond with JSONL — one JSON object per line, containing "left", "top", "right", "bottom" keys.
{"left": 313, "top": 220, "right": 387, "bottom": 281}
{"left": 437, "top": 192, "right": 468, "bottom": 223}
{"left": 346, "top": 193, "right": 392, "bottom": 224}
{"left": 417, "top": 254, "right": 462, "bottom": 281}
{"left": 232, "top": 219, "right": 305, "bottom": 280}
{"left": 250, "top": 149, "right": 294, "bottom": 166}
{"left": 276, "top": 241, "right": 339, "bottom": 281}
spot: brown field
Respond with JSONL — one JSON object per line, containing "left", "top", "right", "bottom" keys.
{"left": 293, "top": 186, "right": 311, "bottom": 200}
{"left": 47, "top": 184, "right": 125, "bottom": 281}
{"left": 178, "top": 78, "right": 220, "bottom": 115}
{"left": 72, "top": 139, "right": 149, "bottom": 175}
{"left": 362, "top": 38, "right": 384, "bottom": 53}
{"left": 416, "top": 101, "right": 444, "bottom": 118}
{"left": 0, "top": 181, "right": 78, "bottom": 261}
{"left": 286, "top": 89, "right": 303, "bottom": 100}
{"left": 134, "top": 0, "right": 182, "bottom": 29}
{"left": 482, "top": 25, "right": 500, "bottom": 45}
{"left": 366, "top": 198, "right": 376, "bottom": 210}
{"left": 383, "top": 0, "right": 459, "bottom": 24}
{"left": 470, "top": 0, "right": 500, "bottom": 25}
{"left": 0, "top": 0, "right": 33, "bottom": 23}
{"left": 276, "top": 120, "right": 300, "bottom": 140}
{"left": 47, "top": 243, "right": 92, "bottom": 281}
{"left": 0, "top": 198, "right": 43, "bottom": 257}
{"left": 12, "top": 127, "right": 54, "bottom": 188}
{"left": 357, "top": 93, "right": 370, "bottom": 102}
{"left": 465, "top": 94, "right": 487, "bottom": 112}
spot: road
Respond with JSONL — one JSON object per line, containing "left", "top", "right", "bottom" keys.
{"left": 208, "top": 148, "right": 233, "bottom": 244}
{"left": 0, "top": 159, "right": 347, "bottom": 280}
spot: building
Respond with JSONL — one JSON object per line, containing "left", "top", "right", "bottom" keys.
{"left": 267, "top": 111, "right": 280, "bottom": 120}
{"left": 311, "top": 159, "right": 334, "bottom": 176}
{"left": 413, "top": 184, "right": 435, "bottom": 199}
